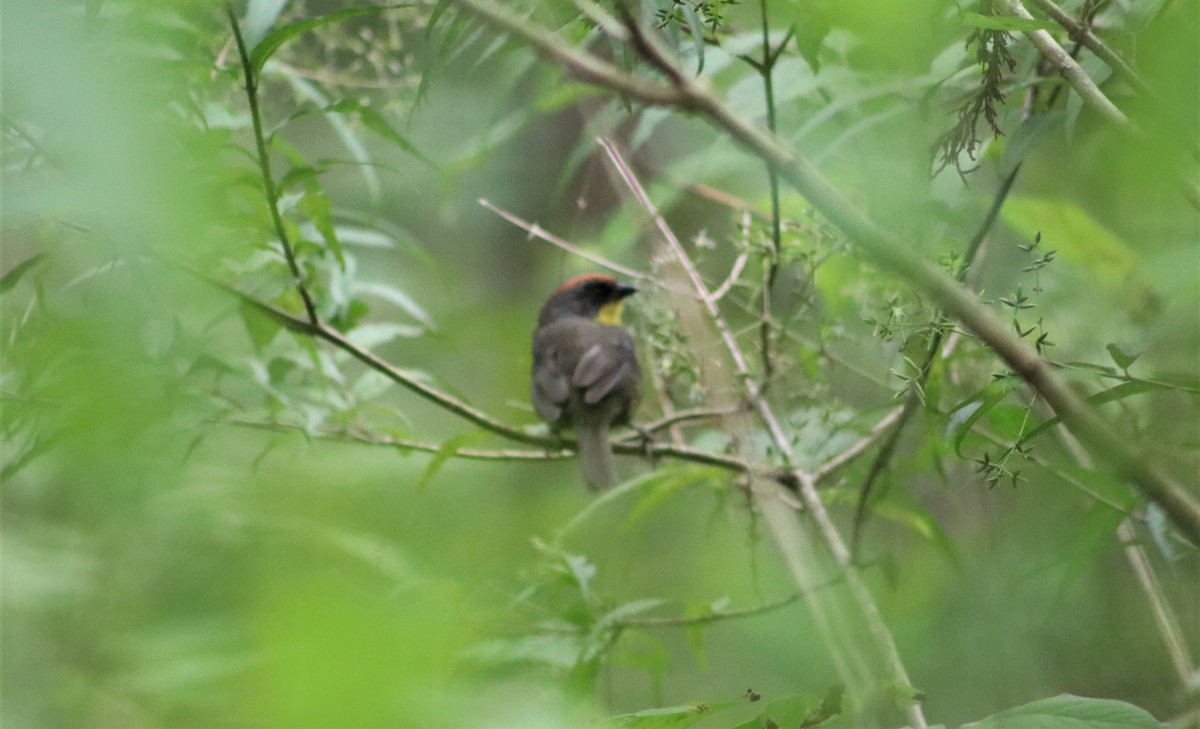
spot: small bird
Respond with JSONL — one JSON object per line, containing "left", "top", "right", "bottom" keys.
{"left": 531, "top": 274, "right": 642, "bottom": 489}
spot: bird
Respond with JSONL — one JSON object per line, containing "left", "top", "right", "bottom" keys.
{"left": 531, "top": 273, "right": 642, "bottom": 489}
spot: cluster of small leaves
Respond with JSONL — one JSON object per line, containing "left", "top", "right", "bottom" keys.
{"left": 865, "top": 294, "right": 926, "bottom": 343}
{"left": 654, "top": 0, "right": 739, "bottom": 36}
{"left": 1002, "top": 232, "right": 1055, "bottom": 355}
{"left": 641, "top": 300, "right": 705, "bottom": 407}
{"left": 203, "top": 5, "right": 443, "bottom": 448}
{"left": 966, "top": 232, "right": 1061, "bottom": 483}
{"left": 463, "top": 543, "right": 666, "bottom": 692}
{"left": 974, "top": 441, "right": 1030, "bottom": 489}
{"left": 933, "top": 6, "right": 1017, "bottom": 178}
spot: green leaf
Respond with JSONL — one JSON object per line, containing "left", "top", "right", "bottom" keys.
{"left": 242, "top": 0, "right": 288, "bottom": 48}
{"left": 241, "top": 300, "right": 282, "bottom": 351}
{"left": 248, "top": 6, "right": 411, "bottom": 77}
{"left": 871, "top": 499, "right": 959, "bottom": 567}
{"left": 622, "top": 467, "right": 699, "bottom": 531}
{"left": 354, "top": 105, "right": 436, "bottom": 166}
{"left": 425, "top": 0, "right": 455, "bottom": 37}
{"left": 608, "top": 700, "right": 739, "bottom": 729}
{"left": 1000, "top": 113, "right": 1063, "bottom": 173}
{"left": 354, "top": 282, "right": 435, "bottom": 329}
{"left": 418, "top": 431, "right": 487, "bottom": 491}
{"left": 1105, "top": 343, "right": 1141, "bottom": 371}
{"left": 462, "top": 634, "right": 582, "bottom": 671}
{"left": 597, "top": 599, "right": 667, "bottom": 627}
{"left": 804, "top": 685, "right": 844, "bottom": 727}
{"left": 1018, "top": 380, "right": 1167, "bottom": 446}
{"left": 730, "top": 693, "right": 821, "bottom": 729}
{"left": 791, "top": 7, "right": 831, "bottom": 73}
{"left": 960, "top": 12, "right": 1057, "bottom": 32}
{"left": 562, "top": 552, "right": 597, "bottom": 600}
{"left": 680, "top": 2, "right": 706, "bottom": 74}
{"left": 346, "top": 322, "right": 424, "bottom": 349}
{"left": 966, "top": 694, "right": 1169, "bottom": 728}
{"left": 297, "top": 190, "right": 345, "bottom": 269}
{"left": 948, "top": 382, "right": 1015, "bottom": 456}
{"left": 0, "top": 253, "right": 47, "bottom": 294}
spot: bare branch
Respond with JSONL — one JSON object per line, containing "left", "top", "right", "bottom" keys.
{"left": 1026, "top": 0, "right": 1151, "bottom": 95}
{"left": 478, "top": 198, "right": 650, "bottom": 281}
{"left": 994, "top": 0, "right": 1134, "bottom": 130}
{"left": 812, "top": 407, "right": 905, "bottom": 483}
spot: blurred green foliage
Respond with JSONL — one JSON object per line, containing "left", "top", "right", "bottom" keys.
{"left": 2, "top": 0, "right": 1197, "bottom": 727}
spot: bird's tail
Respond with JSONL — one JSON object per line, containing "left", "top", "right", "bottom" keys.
{"left": 575, "top": 421, "right": 615, "bottom": 490}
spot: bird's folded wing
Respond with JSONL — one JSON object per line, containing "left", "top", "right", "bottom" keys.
{"left": 573, "top": 344, "right": 629, "bottom": 405}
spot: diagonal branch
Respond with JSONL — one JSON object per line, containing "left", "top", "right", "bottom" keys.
{"left": 478, "top": 198, "right": 650, "bottom": 281}
{"left": 994, "top": 0, "right": 1133, "bottom": 130}
{"left": 1026, "top": 0, "right": 1151, "bottom": 95}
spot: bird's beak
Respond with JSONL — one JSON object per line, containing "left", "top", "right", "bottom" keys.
{"left": 616, "top": 282, "right": 638, "bottom": 299}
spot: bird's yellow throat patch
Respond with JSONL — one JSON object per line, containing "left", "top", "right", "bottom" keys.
{"left": 596, "top": 301, "right": 624, "bottom": 326}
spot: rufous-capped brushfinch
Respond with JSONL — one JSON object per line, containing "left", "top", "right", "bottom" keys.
{"left": 531, "top": 274, "right": 642, "bottom": 489}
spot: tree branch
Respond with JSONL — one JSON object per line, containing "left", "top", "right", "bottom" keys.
{"left": 994, "top": 0, "right": 1133, "bottom": 130}
{"left": 1026, "top": 0, "right": 1151, "bottom": 96}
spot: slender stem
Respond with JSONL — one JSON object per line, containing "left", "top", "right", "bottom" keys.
{"left": 226, "top": 6, "right": 320, "bottom": 325}
{"left": 757, "top": 0, "right": 783, "bottom": 383}
{"left": 1026, "top": 0, "right": 1151, "bottom": 95}
{"left": 994, "top": 0, "right": 1133, "bottom": 130}
{"left": 812, "top": 406, "right": 905, "bottom": 483}
{"left": 478, "top": 198, "right": 650, "bottom": 281}
{"left": 617, "top": 577, "right": 843, "bottom": 629}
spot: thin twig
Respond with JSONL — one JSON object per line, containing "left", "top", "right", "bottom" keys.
{"left": 157, "top": 252, "right": 809, "bottom": 488}
{"left": 632, "top": 405, "right": 747, "bottom": 435}
{"left": 226, "top": 6, "right": 320, "bottom": 325}
{"left": 812, "top": 407, "right": 906, "bottom": 483}
{"left": 754, "top": 0, "right": 783, "bottom": 384}
{"left": 994, "top": 0, "right": 1133, "bottom": 130}
{"left": 1026, "top": 0, "right": 1151, "bottom": 95}
{"left": 478, "top": 198, "right": 650, "bottom": 281}
{"left": 615, "top": 577, "right": 842, "bottom": 628}
{"left": 708, "top": 212, "right": 753, "bottom": 304}
{"left": 222, "top": 417, "right": 574, "bottom": 460}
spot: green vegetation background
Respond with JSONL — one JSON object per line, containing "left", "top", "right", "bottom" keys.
{"left": 2, "top": 1, "right": 1197, "bottom": 727}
